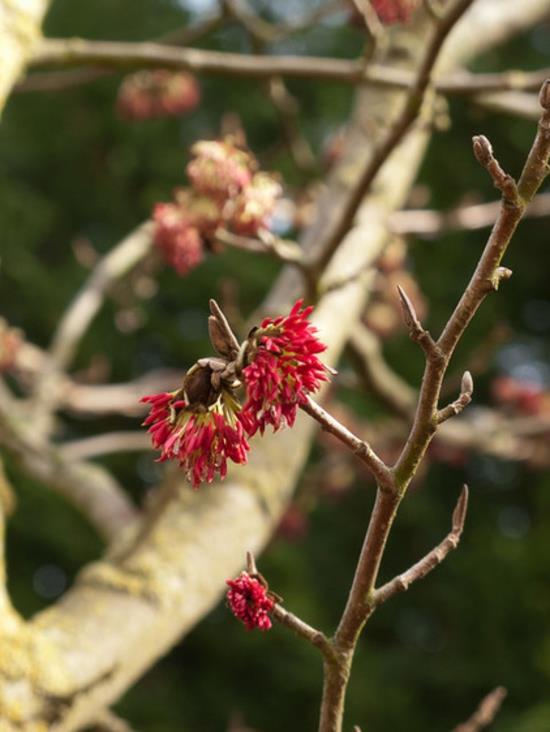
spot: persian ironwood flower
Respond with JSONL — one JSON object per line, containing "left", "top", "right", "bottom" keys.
{"left": 117, "top": 69, "right": 200, "bottom": 120}
{"left": 153, "top": 202, "right": 204, "bottom": 276}
{"left": 187, "top": 139, "right": 254, "bottom": 199}
{"left": 226, "top": 571, "right": 275, "bottom": 631}
{"left": 141, "top": 388, "right": 249, "bottom": 488}
{"left": 231, "top": 172, "right": 282, "bottom": 236}
{"left": 240, "top": 300, "right": 328, "bottom": 436}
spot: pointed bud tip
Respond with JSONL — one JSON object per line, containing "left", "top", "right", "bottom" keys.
{"left": 461, "top": 370, "right": 474, "bottom": 395}
{"left": 472, "top": 135, "right": 493, "bottom": 165}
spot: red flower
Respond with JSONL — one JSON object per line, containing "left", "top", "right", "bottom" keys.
{"left": 117, "top": 69, "right": 200, "bottom": 120}
{"left": 226, "top": 571, "right": 275, "bottom": 631}
{"left": 141, "top": 390, "right": 249, "bottom": 488}
{"left": 0, "top": 319, "right": 22, "bottom": 372}
{"left": 230, "top": 172, "right": 282, "bottom": 236}
{"left": 371, "top": 0, "right": 417, "bottom": 24}
{"left": 187, "top": 139, "right": 254, "bottom": 199}
{"left": 240, "top": 300, "right": 328, "bottom": 436}
{"left": 153, "top": 202, "right": 204, "bottom": 276}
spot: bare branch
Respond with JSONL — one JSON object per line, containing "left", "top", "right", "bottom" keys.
{"left": 390, "top": 191, "right": 550, "bottom": 236}
{"left": 375, "top": 486, "right": 468, "bottom": 605}
{"left": 89, "top": 709, "right": 138, "bottom": 732}
{"left": 215, "top": 228, "right": 304, "bottom": 267}
{"left": 27, "top": 37, "right": 550, "bottom": 98}
{"left": 0, "top": 390, "right": 138, "bottom": 541}
{"left": 452, "top": 687, "right": 508, "bottom": 732}
{"left": 310, "top": 0, "right": 476, "bottom": 276}
{"left": 395, "top": 82, "right": 550, "bottom": 488}
{"left": 472, "top": 135, "right": 519, "bottom": 201}
{"left": 300, "top": 396, "right": 393, "bottom": 492}
{"left": 472, "top": 90, "right": 541, "bottom": 121}
{"left": 243, "top": 551, "right": 335, "bottom": 658}
{"left": 30, "top": 222, "right": 153, "bottom": 425}
{"left": 59, "top": 432, "right": 150, "bottom": 461}
{"left": 397, "top": 284, "right": 440, "bottom": 359}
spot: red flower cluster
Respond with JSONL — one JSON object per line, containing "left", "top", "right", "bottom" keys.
{"left": 240, "top": 300, "right": 328, "bottom": 435}
{"left": 226, "top": 572, "right": 275, "bottom": 631}
{"left": 117, "top": 69, "right": 200, "bottom": 120}
{"left": 371, "top": 0, "right": 418, "bottom": 23}
{"left": 152, "top": 138, "right": 281, "bottom": 277}
{"left": 141, "top": 390, "right": 249, "bottom": 488}
{"left": 152, "top": 203, "right": 204, "bottom": 276}
{"left": 141, "top": 300, "right": 328, "bottom": 489}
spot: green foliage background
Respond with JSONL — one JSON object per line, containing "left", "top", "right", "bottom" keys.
{"left": 1, "top": 1, "right": 549, "bottom": 730}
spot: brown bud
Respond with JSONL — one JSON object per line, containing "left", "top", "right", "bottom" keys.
{"left": 461, "top": 370, "right": 474, "bottom": 396}
{"left": 183, "top": 363, "right": 220, "bottom": 407}
{"left": 208, "top": 299, "right": 240, "bottom": 358}
{"left": 472, "top": 135, "right": 493, "bottom": 166}
{"left": 539, "top": 79, "right": 550, "bottom": 111}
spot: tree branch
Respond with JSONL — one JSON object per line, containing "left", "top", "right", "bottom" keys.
{"left": 300, "top": 397, "right": 393, "bottom": 492}
{"left": 374, "top": 485, "right": 468, "bottom": 605}
{"left": 0, "top": 389, "right": 138, "bottom": 541}
{"left": 310, "top": 0, "right": 476, "bottom": 276}
{"left": 451, "top": 687, "right": 508, "bottom": 732}
{"left": 30, "top": 221, "right": 153, "bottom": 427}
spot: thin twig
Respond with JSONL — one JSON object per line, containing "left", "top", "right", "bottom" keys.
{"left": 301, "top": 396, "right": 393, "bottom": 492}
{"left": 91, "top": 708, "right": 138, "bottom": 732}
{"left": 374, "top": 485, "right": 468, "bottom": 605}
{"left": 451, "top": 687, "right": 508, "bottom": 732}
{"left": 310, "top": 0, "right": 476, "bottom": 276}
{"left": 245, "top": 551, "right": 335, "bottom": 658}
{"left": 28, "top": 37, "right": 550, "bottom": 98}
{"left": 316, "top": 80, "right": 550, "bottom": 732}
{"left": 59, "top": 432, "right": 150, "bottom": 461}
{"left": 216, "top": 228, "right": 304, "bottom": 266}
{"left": 0, "top": 390, "right": 138, "bottom": 541}
{"left": 437, "top": 371, "right": 474, "bottom": 424}
{"left": 30, "top": 221, "right": 153, "bottom": 425}
{"left": 390, "top": 191, "right": 550, "bottom": 236}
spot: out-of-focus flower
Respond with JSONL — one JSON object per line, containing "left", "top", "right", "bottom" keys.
{"left": 141, "top": 387, "right": 249, "bottom": 488}
{"left": 226, "top": 571, "right": 275, "bottom": 630}
{"left": 152, "top": 137, "right": 282, "bottom": 276}
{"left": 152, "top": 202, "right": 204, "bottom": 276}
{"left": 240, "top": 300, "right": 328, "bottom": 436}
{"left": 187, "top": 139, "right": 254, "bottom": 198}
{"left": 0, "top": 319, "right": 22, "bottom": 372}
{"left": 349, "top": 0, "right": 418, "bottom": 25}
{"left": 117, "top": 70, "right": 200, "bottom": 120}
{"left": 492, "top": 376, "right": 547, "bottom": 416}
{"left": 231, "top": 172, "right": 282, "bottom": 236}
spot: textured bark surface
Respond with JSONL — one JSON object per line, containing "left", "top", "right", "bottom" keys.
{"left": 1, "top": 0, "right": 549, "bottom": 728}
{"left": 0, "top": 0, "right": 50, "bottom": 115}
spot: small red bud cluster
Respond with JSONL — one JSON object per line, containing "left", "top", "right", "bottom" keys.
{"left": 349, "top": 0, "right": 418, "bottom": 26}
{"left": 153, "top": 138, "right": 281, "bottom": 276}
{"left": 0, "top": 319, "right": 22, "bottom": 372}
{"left": 226, "top": 571, "right": 275, "bottom": 631}
{"left": 117, "top": 70, "right": 200, "bottom": 121}
{"left": 141, "top": 299, "right": 328, "bottom": 489}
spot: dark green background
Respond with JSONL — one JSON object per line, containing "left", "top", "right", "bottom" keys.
{"left": 1, "top": 1, "right": 549, "bottom": 730}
